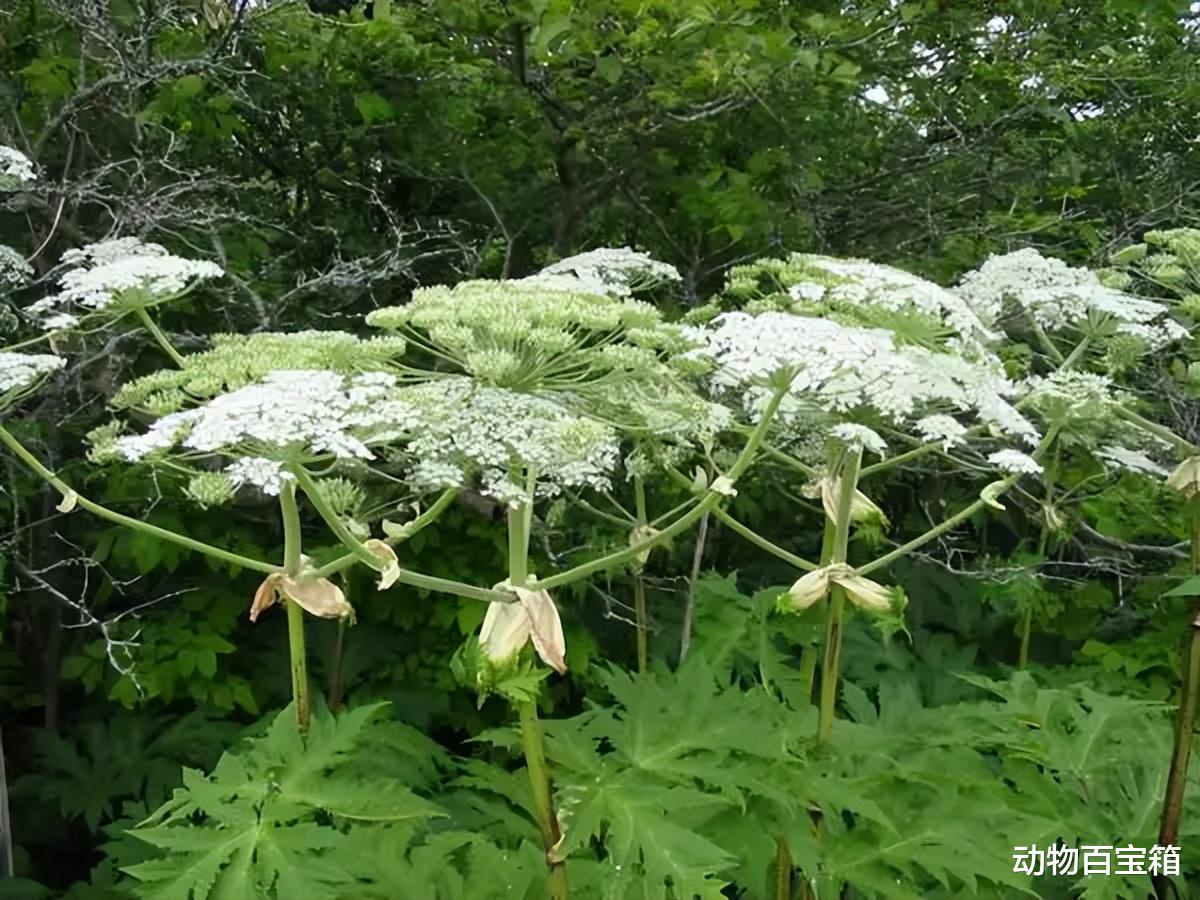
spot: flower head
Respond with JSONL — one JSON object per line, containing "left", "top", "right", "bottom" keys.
{"left": 0, "top": 146, "right": 36, "bottom": 187}
{"left": 30, "top": 237, "right": 222, "bottom": 322}
{"left": 0, "top": 351, "right": 65, "bottom": 397}
{"left": 524, "top": 247, "right": 680, "bottom": 297}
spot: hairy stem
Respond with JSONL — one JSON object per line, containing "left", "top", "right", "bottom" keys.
{"left": 134, "top": 306, "right": 186, "bottom": 367}
{"left": 818, "top": 446, "right": 862, "bottom": 743}
{"left": 279, "top": 481, "right": 310, "bottom": 734}
{"left": 0, "top": 425, "right": 278, "bottom": 574}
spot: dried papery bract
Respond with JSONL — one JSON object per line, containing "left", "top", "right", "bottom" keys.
{"left": 364, "top": 539, "right": 400, "bottom": 589}
{"left": 479, "top": 586, "right": 567, "bottom": 675}
{"left": 250, "top": 572, "right": 355, "bottom": 623}
{"left": 787, "top": 563, "right": 893, "bottom": 613}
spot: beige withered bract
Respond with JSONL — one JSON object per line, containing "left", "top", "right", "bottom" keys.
{"left": 250, "top": 573, "right": 283, "bottom": 622}
{"left": 629, "top": 523, "right": 661, "bottom": 566}
{"left": 479, "top": 598, "right": 531, "bottom": 666}
{"left": 788, "top": 567, "right": 832, "bottom": 610}
{"left": 56, "top": 488, "right": 78, "bottom": 513}
{"left": 818, "top": 476, "right": 887, "bottom": 527}
{"left": 837, "top": 572, "right": 892, "bottom": 612}
{"left": 787, "top": 563, "right": 893, "bottom": 614}
{"left": 280, "top": 574, "right": 354, "bottom": 619}
{"left": 1167, "top": 456, "right": 1200, "bottom": 498}
{"left": 478, "top": 585, "right": 567, "bottom": 675}
{"left": 364, "top": 538, "right": 401, "bottom": 590}
{"left": 514, "top": 586, "right": 567, "bottom": 675}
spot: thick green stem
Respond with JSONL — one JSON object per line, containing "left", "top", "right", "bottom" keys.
{"left": 774, "top": 835, "right": 792, "bottom": 900}
{"left": 1017, "top": 611, "right": 1033, "bottom": 669}
{"left": 633, "top": 476, "right": 649, "bottom": 673}
{"left": 134, "top": 306, "right": 186, "bottom": 367}
{"left": 1156, "top": 502, "right": 1200, "bottom": 897}
{"left": 507, "top": 472, "right": 569, "bottom": 899}
{"left": 539, "top": 382, "right": 791, "bottom": 591}
{"left": 519, "top": 700, "right": 569, "bottom": 899}
{"left": 0, "top": 425, "right": 278, "bottom": 574}
{"left": 279, "top": 482, "right": 310, "bottom": 734}
{"left": 817, "top": 446, "right": 862, "bottom": 744}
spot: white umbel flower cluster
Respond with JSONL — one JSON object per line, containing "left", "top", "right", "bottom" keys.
{"left": 0, "top": 245, "right": 32, "bottom": 291}
{"left": 914, "top": 414, "right": 968, "bottom": 450}
{"left": 0, "top": 146, "right": 36, "bottom": 186}
{"left": 0, "top": 351, "right": 64, "bottom": 395}
{"left": 987, "top": 449, "right": 1043, "bottom": 476}
{"left": 30, "top": 237, "right": 222, "bottom": 321}
{"left": 390, "top": 378, "right": 620, "bottom": 505}
{"left": 791, "top": 254, "right": 995, "bottom": 348}
{"left": 524, "top": 247, "right": 681, "bottom": 298}
{"left": 1096, "top": 445, "right": 1168, "bottom": 477}
{"left": 114, "top": 370, "right": 412, "bottom": 463}
{"left": 831, "top": 423, "right": 887, "bottom": 456}
{"left": 226, "top": 456, "right": 296, "bottom": 495}
{"left": 956, "top": 248, "right": 1187, "bottom": 349}
{"left": 688, "top": 311, "right": 1037, "bottom": 444}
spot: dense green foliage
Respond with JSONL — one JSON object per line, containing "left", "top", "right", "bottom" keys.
{"left": 4, "top": 2, "right": 1200, "bottom": 899}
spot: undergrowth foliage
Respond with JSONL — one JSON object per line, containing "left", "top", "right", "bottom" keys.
{"left": 4, "top": 132, "right": 1200, "bottom": 899}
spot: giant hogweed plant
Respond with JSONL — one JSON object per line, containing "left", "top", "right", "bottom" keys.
{"left": 2, "top": 142, "right": 1200, "bottom": 897}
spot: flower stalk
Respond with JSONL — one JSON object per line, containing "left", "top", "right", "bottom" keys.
{"left": 817, "top": 445, "right": 862, "bottom": 743}
{"left": 279, "top": 480, "right": 311, "bottom": 734}
{"left": 134, "top": 306, "right": 186, "bottom": 367}
{"left": 633, "top": 475, "right": 649, "bottom": 673}
{"left": 507, "top": 472, "right": 569, "bottom": 900}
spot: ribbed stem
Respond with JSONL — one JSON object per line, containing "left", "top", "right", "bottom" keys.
{"left": 0, "top": 425, "right": 277, "bottom": 574}
{"left": 279, "top": 481, "right": 310, "bottom": 734}
{"left": 817, "top": 446, "right": 862, "bottom": 744}
{"left": 508, "top": 472, "right": 568, "bottom": 899}
{"left": 134, "top": 306, "right": 186, "bottom": 367}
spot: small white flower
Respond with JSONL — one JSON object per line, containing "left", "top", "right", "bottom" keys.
{"left": 831, "top": 423, "right": 887, "bottom": 456}
{"left": 0, "top": 146, "right": 36, "bottom": 185}
{"left": 226, "top": 457, "right": 296, "bottom": 495}
{"left": 526, "top": 247, "right": 680, "bottom": 297}
{"left": 0, "top": 245, "right": 32, "bottom": 289}
{"left": 987, "top": 449, "right": 1043, "bottom": 476}
{"left": 788, "top": 281, "right": 827, "bottom": 302}
{"left": 39, "top": 237, "right": 223, "bottom": 316}
{"left": 40, "top": 313, "right": 80, "bottom": 331}
{"left": 1097, "top": 445, "right": 1168, "bottom": 477}
{"left": 915, "top": 414, "right": 967, "bottom": 450}
{"left": 0, "top": 351, "right": 65, "bottom": 394}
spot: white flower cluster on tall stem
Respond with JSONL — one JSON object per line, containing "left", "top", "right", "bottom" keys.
{"left": 388, "top": 377, "right": 620, "bottom": 506}
{"left": 789, "top": 254, "right": 995, "bottom": 349}
{"left": 956, "top": 248, "right": 1187, "bottom": 349}
{"left": 29, "top": 237, "right": 223, "bottom": 322}
{"left": 688, "top": 311, "right": 1037, "bottom": 444}
{"left": 111, "top": 330, "right": 407, "bottom": 412}
{"left": 0, "top": 352, "right": 64, "bottom": 396}
{"left": 0, "top": 146, "right": 36, "bottom": 186}
{"left": 0, "top": 245, "right": 33, "bottom": 291}
{"left": 523, "top": 247, "right": 681, "bottom": 297}
{"left": 113, "top": 370, "right": 413, "bottom": 463}
{"left": 987, "top": 449, "right": 1043, "bottom": 476}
